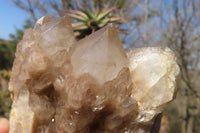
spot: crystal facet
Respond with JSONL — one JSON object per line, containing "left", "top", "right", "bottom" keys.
{"left": 9, "top": 16, "right": 180, "bottom": 133}
{"left": 128, "top": 47, "right": 180, "bottom": 122}
{"left": 71, "top": 25, "right": 128, "bottom": 85}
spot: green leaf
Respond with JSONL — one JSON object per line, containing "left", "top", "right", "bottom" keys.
{"left": 112, "top": 17, "right": 132, "bottom": 22}
{"left": 68, "top": 14, "right": 88, "bottom": 22}
{"left": 81, "top": 8, "right": 94, "bottom": 19}
{"left": 98, "top": 18, "right": 109, "bottom": 27}
{"left": 96, "top": 6, "right": 118, "bottom": 21}
{"left": 72, "top": 22, "right": 89, "bottom": 31}
{"left": 67, "top": 10, "right": 88, "bottom": 20}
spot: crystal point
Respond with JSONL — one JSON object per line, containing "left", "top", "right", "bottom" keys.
{"left": 71, "top": 25, "right": 128, "bottom": 84}
{"left": 128, "top": 47, "right": 180, "bottom": 122}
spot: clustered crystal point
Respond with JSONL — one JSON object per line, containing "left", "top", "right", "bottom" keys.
{"left": 8, "top": 16, "right": 180, "bottom": 133}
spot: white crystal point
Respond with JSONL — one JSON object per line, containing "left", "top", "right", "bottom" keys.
{"left": 35, "top": 16, "right": 53, "bottom": 31}
{"left": 71, "top": 25, "right": 128, "bottom": 84}
{"left": 128, "top": 47, "right": 180, "bottom": 120}
{"left": 37, "top": 16, "right": 76, "bottom": 53}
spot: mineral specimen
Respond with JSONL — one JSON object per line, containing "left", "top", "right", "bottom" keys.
{"left": 8, "top": 16, "right": 180, "bottom": 133}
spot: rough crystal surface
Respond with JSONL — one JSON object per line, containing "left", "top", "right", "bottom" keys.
{"left": 9, "top": 16, "right": 179, "bottom": 133}
{"left": 128, "top": 47, "right": 180, "bottom": 123}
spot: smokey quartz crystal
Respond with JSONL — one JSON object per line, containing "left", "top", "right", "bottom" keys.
{"left": 8, "top": 16, "right": 180, "bottom": 133}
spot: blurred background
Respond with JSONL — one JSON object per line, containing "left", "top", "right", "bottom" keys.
{"left": 0, "top": 0, "right": 200, "bottom": 132}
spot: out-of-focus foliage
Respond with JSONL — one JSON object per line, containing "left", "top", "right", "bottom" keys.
{"left": 0, "top": 70, "right": 11, "bottom": 80}
{"left": 0, "top": 69, "right": 12, "bottom": 118}
{"left": 0, "top": 40, "right": 16, "bottom": 69}
{"left": 0, "top": 88, "right": 12, "bottom": 118}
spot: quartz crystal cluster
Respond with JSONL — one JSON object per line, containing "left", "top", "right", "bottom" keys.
{"left": 8, "top": 16, "right": 179, "bottom": 133}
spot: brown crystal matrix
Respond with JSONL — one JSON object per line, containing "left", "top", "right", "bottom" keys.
{"left": 8, "top": 16, "right": 180, "bottom": 133}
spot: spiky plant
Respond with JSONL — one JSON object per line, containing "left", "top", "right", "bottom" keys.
{"left": 67, "top": 6, "right": 132, "bottom": 39}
